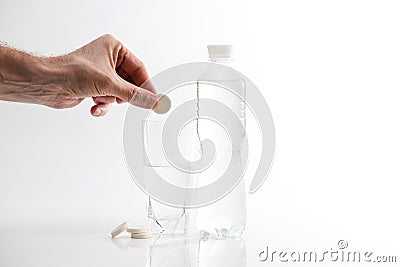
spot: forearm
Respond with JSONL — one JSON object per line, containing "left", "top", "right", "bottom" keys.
{"left": 0, "top": 46, "right": 64, "bottom": 105}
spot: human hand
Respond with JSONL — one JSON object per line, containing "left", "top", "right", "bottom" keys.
{"left": 51, "top": 34, "right": 158, "bottom": 116}
{"left": 0, "top": 34, "right": 158, "bottom": 116}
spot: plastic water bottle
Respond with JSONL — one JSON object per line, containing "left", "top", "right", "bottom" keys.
{"left": 195, "top": 45, "right": 247, "bottom": 238}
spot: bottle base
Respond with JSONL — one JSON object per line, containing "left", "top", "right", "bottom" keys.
{"left": 199, "top": 228, "right": 244, "bottom": 239}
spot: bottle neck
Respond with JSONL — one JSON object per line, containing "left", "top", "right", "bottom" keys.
{"left": 208, "top": 57, "right": 233, "bottom": 65}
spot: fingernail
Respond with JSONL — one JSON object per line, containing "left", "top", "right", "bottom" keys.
{"left": 94, "top": 108, "right": 102, "bottom": 116}
{"left": 153, "top": 100, "right": 160, "bottom": 109}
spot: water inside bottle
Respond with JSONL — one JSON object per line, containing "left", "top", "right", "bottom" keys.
{"left": 194, "top": 80, "right": 247, "bottom": 238}
{"left": 146, "top": 80, "right": 246, "bottom": 237}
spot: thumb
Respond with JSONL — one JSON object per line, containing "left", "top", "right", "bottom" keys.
{"left": 112, "top": 76, "right": 158, "bottom": 109}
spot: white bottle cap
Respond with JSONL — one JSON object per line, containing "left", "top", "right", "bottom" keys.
{"left": 207, "top": 45, "right": 233, "bottom": 59}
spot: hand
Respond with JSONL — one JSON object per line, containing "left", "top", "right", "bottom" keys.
{"left": 0, "top": 34, "right": 158, "bottom": 116}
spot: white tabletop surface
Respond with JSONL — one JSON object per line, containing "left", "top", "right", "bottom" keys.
{"left": 1, "top": 210, "right": 398, "bottom": 267}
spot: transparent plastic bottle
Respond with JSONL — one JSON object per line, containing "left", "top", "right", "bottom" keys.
{"left": 195, "top": 45, "right": 247, "bottom": 238}
{"left": 146, "top": 45, "right": 246, "bottom": 237}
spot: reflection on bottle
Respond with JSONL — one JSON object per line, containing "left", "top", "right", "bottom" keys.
{"left": 110, "top": 234, "right": 246, "bottom": 267}
{"left": 197, "top": 237, "right": 246, "bottom": 267}
{"left": 146, "top": 235, "right": 197, "bottom": 267}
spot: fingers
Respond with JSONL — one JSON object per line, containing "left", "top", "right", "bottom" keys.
{"left": 91, "top": 96, "right": 116, "bottom": 117}
{"left": 90, "top": 77, "right": 158, "bottom": 115}
{"left": 91, "top": 103, "right": 112, "bottom": 117}
{"left": 113, "top": 76, "right": 159, "bottom": 109}
{"left": 116, "top": 47, "right": 157, "bottom": 94}
{"left": 93, "top": 96, "right": 116, "bottom": 104}
{"left": 94, "top": 95, "right": 124, "bottom": 104}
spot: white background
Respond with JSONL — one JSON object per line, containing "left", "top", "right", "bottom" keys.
{"left": 0, "top": 0, "right": 399, "bottom": 266}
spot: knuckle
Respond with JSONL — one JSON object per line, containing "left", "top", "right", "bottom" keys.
{"left": 99, "top": 34, "right": 119, "bottom": 48}
{"left": 135, "top": 59, "right": 147, "bottom": 73}
{"left": 129, "top": 87, "right": 139, "bottom": 103}
{"left": 136, "top": 58, "right": 144, "bottom": 67}
{"left": 101, "top": 34, "right": 115, "bottom": 42}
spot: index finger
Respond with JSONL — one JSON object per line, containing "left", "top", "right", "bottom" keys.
{"left": 116, "top": 47, "right": 157, "bottom": 94}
